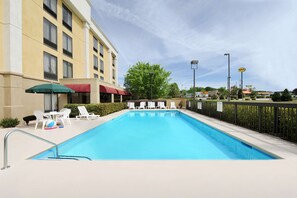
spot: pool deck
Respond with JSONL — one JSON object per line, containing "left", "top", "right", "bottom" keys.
{"left": 1, "top": 109, "right": 297, "bottom": 198}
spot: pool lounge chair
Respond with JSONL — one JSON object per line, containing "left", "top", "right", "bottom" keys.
{"left": 138, "top": 102, "right": 146, "bottom": 109}
{"left": 128, "top": 102, "right": 135, "bottom": 109}
{"left": 159, "top": 102, "right": 166, "bottom": 109}
{"left": 76, "top": 106, "right": 100, "bottom": 120}
{"left": 170, "top": 102, "right": 177, "bottom": 109}
{"left": 148, "top": 101, "right": 155, "bottom": 109}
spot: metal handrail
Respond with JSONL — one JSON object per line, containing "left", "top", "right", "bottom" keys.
{"left": 1, "top": 128, "right": 59, "bottom": 170}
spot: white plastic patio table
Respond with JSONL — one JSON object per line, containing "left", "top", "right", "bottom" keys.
{"left": 43, "top": 111, "right": 63, "bottom": 121}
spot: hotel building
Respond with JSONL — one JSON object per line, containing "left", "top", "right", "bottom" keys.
{"left": 0, "top": 0, "right": 128, "bottom": 120}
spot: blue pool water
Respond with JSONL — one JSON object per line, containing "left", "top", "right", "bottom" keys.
{"left": 32, "top": 111, "right": 276, "bottom": 160}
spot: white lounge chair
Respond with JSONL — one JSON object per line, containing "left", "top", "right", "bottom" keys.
{"left": 159, "top": 102, "right": 166, "bottom": 109}
{"left": 76, "top": 106, "right": 100, "bottom": 120}
{"left": 138, "top": 102, "right": 146, "bottom": 109}
{"left": 57, "top": 108, "right": 71, "bottom": 125}
{"left": 128, "top": 102, "right": 135, "bottom": 109}
{"left": 170, "top": 102, "right": 177, "bottom": 109}
{"left": 148, "top": 101, "right": 155, "bottom": 109}
{"left": 33, "top": 110, "right": 51, "bottom": 130}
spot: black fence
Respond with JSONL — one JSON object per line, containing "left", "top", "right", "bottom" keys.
{"left": 187, "top": 100, "right": 297, "bottom": 143}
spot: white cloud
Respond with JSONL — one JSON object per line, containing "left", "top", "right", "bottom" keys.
{"left": 91, "top": 0, "right": 297, "bottom": 90}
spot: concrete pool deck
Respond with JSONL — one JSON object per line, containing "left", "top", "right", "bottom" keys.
{"left": 1, "top": 109, "right": 297, "bottom": 198}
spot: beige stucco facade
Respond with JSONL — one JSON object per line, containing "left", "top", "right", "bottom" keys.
{"left": 0, "top": 0, "right": 123, "bottom": 120}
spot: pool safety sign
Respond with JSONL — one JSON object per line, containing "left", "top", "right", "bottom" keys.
{"left": 197, "top": 102, "right": 202, "bottom": 109}
{"left": 217, "top": 102, "right": 223, "bottom": 112}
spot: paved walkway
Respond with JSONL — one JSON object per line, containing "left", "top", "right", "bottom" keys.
{"left": 1, "top": 109, "right": 297, "bottom": 198}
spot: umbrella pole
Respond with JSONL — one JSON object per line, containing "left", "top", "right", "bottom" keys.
{"left": 51, "top": 92, "right": 53, "bottom": 111}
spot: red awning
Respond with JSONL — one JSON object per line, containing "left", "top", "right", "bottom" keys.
{"left": 117, "top": 90, "right": 126, "bottom": 95}
{"left": 100, "top": 85, "right": 118, "bottom": 94}
{"left": 64, "top": 84, "right": 90, "bottom": 93}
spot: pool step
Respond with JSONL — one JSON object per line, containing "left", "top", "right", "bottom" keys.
{"left": 48, "top": 155, "right": 92, "bottom": 161}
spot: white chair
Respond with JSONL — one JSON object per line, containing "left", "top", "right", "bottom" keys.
{"left": 138, "top": 102, "right": 146, "bottom": 109}
{"left": 128, "top": 102, "right": 135, "bottom": 109}
{"left": 157, "top": 102, "right": 161, "bottom": 109}
{"left": 148, "top": 101, "right": 155, "bottom": 109}
{"left": 76, "top": 106, "right": 100, "bottom": 120}
{"left": 159, "top": 102, "right": 166, "bottom": 109}
{"left": 59, "top": 108, "right": 67, "bottom": 112}
{"left": 57, "top": 108, "right": 71, "bottom": 125}
{"left": 170, "top": 102, "right": 177, "bottom": 109}
{"left": 33, "top": 110, "right": 51, "bottom": 130}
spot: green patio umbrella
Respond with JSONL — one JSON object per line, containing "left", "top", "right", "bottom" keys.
{"left": 25, "top": 83, "right": 75, "bottom": 111}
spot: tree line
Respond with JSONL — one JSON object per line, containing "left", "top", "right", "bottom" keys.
{"left": 124, "top": 62, "right": 297, "bottom": 101}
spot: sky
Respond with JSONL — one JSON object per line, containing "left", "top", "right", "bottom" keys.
{"left": 90, "top": 0, "right": 297, "bottom": 91}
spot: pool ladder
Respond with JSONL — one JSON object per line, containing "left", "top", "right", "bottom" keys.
{"left": 1, "top": 128, "right": 91, "bottom": 170}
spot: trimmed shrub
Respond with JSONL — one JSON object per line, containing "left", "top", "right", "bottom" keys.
{"left": 281, "top": 89, "right": 292, "bottom": 101}
{"left": 271, "top": 92, "right": 281, "bottom": 102}
{"left": 238, "top": 89, "right": 243, "bottom": 99}
{"left": 64, "top": 103, "right": 127, "bottom": 117}
{"left": 0, "top": 118, "right": 20, "bottom": 128}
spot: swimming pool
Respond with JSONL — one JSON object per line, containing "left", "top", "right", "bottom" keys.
{"left": 32, "top": 110, "right": 276, "bottom": 160}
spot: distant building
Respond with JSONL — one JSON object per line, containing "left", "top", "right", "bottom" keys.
{"left": 208, "top": 90, "right": 219, "bottom": 98}
{"left": 242, "top": 89, "right": 252, "bottom": 95}
{"left": 257, "top": 91, "right": 273, "bottom": 98}
{"left": 195, "top": 92, "right": 208, "bottom": 98}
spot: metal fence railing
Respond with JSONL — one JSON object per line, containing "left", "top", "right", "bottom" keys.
{"left": 187, "top": 100, "right": 297, "bottom": 143}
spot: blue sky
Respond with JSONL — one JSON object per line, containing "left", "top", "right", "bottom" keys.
{"left": 90, "top": 0, "right": 297, "bottom": 91}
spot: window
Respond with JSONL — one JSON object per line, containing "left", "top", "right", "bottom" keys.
{"left": 100, "top": 60, "right": 104, "bottom": 73}
{"left": 100, "top": 43, "right": 104, "bottom": 57}
{"left": 112, "top": 56, "right": 115, "bottom": 67}
{"left": 43, "top": 18, "right": 57, "bottom": 49}
{"left": 100, "top": 76, "right": 104, "bottom": 81}
{"left": 44, "top": 52, "right": 57, "bottom": 80}
{"left": 68, "top": 93, "right": 90, "bottom": 104}
{"left": 94, "top": 73, "right": 98, "bottom": 78}
{"left": 43, "top": 0, "right": 57, "bottom": 18}
{"left": 93, "top": 55, "right": 98, "bottom": 70}
{"left": 63, "top": 32, "right": 72, "bottom": 57}
{"left": 62, "top": 4, "right": 72, "bottom": 31}
{"left": 112, "top": 69, "right": 115, "bottom": 79}
{"left": 63, "top": 61, "right": 73, "bottom": 78}
{"left": 93, "top": 37, "right": 98, "bottom": 52}
{"left": 44, "top": 94, "right": 58, "bottom": 112}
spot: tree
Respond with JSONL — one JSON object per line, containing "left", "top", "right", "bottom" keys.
{"left": 231, "top": 86, "right": 239, "bottom": 99}
{"left": 124, "top": 62, "right": 171, "bottom": 99}
{"left": 250, "top": 90, "right": 257, "bottom": 99}
{"left": 271, "top": 92, "right": 281, "bottom": 102}
{"left": 238, "top": 89, "right": 243, "bottom": 99}
{"left": 292, "top": 88, "right": 297, "bottom": 95}
{"left": 281, "top": 89, "right": 292, "bottom": 101}
{"left": 218, "top": 87, "right": 227, "bottom": 99}
{"left": 168, "top": 83, "right": 180, "bottom": 98}
{"left": 205, "top": 86, "right": 215, "bottom": 91}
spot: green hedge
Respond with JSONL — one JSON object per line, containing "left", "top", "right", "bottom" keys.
{"left": 0, "top": 118, "right": 20, "bottom": 128}
{"left": 186, "top": 100, "right": 297, "bottom": 143}
{"left": 64, "top": 103, "right": 127, "bottom": 117}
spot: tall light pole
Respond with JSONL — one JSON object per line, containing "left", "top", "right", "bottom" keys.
{"left": 191, "top": 60, "right": 199, "bottom": 100}
{"left": 238, "top": 67, "right": 246, "bottom": 89}
{"left": 224, "top": 53, "right": 231, "bottom": 101}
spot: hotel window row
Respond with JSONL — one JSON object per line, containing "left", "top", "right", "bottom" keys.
{"left": 43, "top": 52, "right": 73, "bottom": 80}
{"left": 43, "top": 0, "right": 72, "bottom": 30}
{"left": 43, "top": 0, "right": 73, "bottom": 81}
{"left": 93, "top": 35, "right": 105, "bottom": 80}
